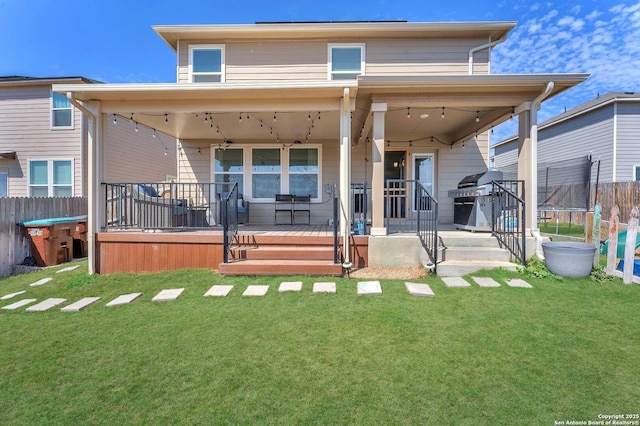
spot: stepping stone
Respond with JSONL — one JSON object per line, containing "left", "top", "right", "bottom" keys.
{"left": 30, "top": 277, "right": 53, "bottom": 287}
{"left": 1, "top": 290, "right": 26, "bottom": 300}
{"left": 507, "top": 279, "right": 533, "bottom": 288}
{"left": 152, "top": 288, "right": 185, "bottom": 302}
{"left": 26, "top": 298, "right": 67, "bottom": 312}
{"left": 472, "top": 277, "right": 501, "bottom": 287}
{"left": 313, "top": 282, "right": 336, "bottom": 294}
{"left": 106, "top": 292, "right": 143, "bottom": 307}
{"left": 442, "top": 277, "right": 471, "bottom": 288}
{"left": 204, "top": 285, "right": 234, "bottom": 297}
{"left": 279, "top": 281, "right": 303, "bottom": 292}
{"left": 243, "top": 285, "right": 269, "bottom": 297}
{"left": 405, "top": 282, "right": 435, "bottom": 297}
{"left": 61, "top": 297, "right": 101, "bottom": 312}
{"left": 56, "top": 265, "right": 80, "bottom": 273}
{"left": 357, "top": 281, "right": 382, "bottom": 295}
{"left": 1, "top": 298, "right": 37, "bottom": 310}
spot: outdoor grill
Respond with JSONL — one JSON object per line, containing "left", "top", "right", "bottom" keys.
{"left": 448, "top": 170, "right": 503, "bottom": 232}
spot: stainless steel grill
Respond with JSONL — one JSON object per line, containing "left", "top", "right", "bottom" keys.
{"left": 448, "top": 170, "right": 503, "bottom": 231}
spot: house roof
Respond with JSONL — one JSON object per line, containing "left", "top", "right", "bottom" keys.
{"left": 0, "top": 76, "right": 101, "bottom": 87}
{"left": 153, "top": 21, "right": 517, "bottom": 51}
{"left": 492, "top": 91, "right": 640, "bottom": 148}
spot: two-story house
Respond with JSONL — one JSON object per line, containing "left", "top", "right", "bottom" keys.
{"left": 54, "top": 21, "right": 588, "bottom": 276}
{"left": 0, "top": 76, "right": 177, "bottom": 198}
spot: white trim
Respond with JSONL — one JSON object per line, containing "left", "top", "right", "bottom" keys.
{"left": 27, "top": 158, "right": 75, "bottom": 197}
{"left": 411, "top": 153, "right": 436, "bottom": 200}
{"left": 50, "top": 90, "right": 74, "bottom": 130}
{"left": 188, "top": 44, "right": 226, "bottom": 83}
{"left": 612, "top": 102, "right": 618, "bottom": 181}
{"left": 328, "top": 43, "right": 366, "bottom": 80}
{"left": 633, "top": 164, "right": 640, "bottom": 181}
{"left": 0, "top": 170, "right": 8, "bottom": 197}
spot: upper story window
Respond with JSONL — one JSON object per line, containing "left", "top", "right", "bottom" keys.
{"left": 51, "top": 92, "right": 73, "bottom": 128}
{"left": 189, "top": 45, "right": 225, "bottom": 82}
{"left": 29, "top": 159, "right": 73, "bottom": 197}
{"left": 328, "top": 44, "right": 365, "bottom": 80}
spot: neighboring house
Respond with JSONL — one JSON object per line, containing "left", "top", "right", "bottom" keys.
{"left": 0, "top": 76, "right": 177, "bottom": 198}
{"left": 54, "top": 21, "right": 587, "bottom": 275}
{"left": 493, "top": 92, "right": 640, "bottom": 184}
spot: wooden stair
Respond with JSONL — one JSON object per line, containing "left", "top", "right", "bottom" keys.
{"left": 217, "top": 234, "right": 342, "bottom": 276}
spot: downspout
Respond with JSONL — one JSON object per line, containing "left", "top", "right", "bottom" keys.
{"left": 67, "top": 92, "right": 98, "bottom": 274}
{"left": 468, "top": 34, "right": 508, "bottom": 74}
{"left": 530, "top": 82, "right": 554, "bottom": 259}
{"left": 341, "top": 87, "right": 352, "bottom": 269}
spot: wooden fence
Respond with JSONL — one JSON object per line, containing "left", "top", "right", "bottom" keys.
{"left": 541, "top": 181, "right": 640, "bottom": 226}
{"left": 0, "top": 197, "right": 87, "bottom": 277}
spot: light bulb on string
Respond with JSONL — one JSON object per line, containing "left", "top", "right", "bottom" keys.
{"left": 407, "top": 107, "right": 411, "bottom": 119}
{"left": 476, "top": 111, "right": 480, "bottom": 122}
{"left": 441, "top": 107, "right": 445, "bottom": 119}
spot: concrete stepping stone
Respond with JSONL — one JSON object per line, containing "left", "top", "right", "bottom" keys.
{"left": 507, "top": 279, "right": 533, "bottom": 288}
{"left": 472, "top": 277, "right": 501, "bottom": 287}
{"left": 204, "top": 285, "right": 234, "bottom": 297}
{"left": 405, "top": 282, "right": 435, "bottom": 297}
{"left": 279, "top": 281, "right": 303, "bottom": 292}
{"left": 152, "top": 288, "right": 185, "bottom": 302}
{"left": 1, "top": 290, "right": 26, "bottom": 300}
{"left": 56, "top": 265, "right": 80, "bottom": 273}
{"left": 442, "top": 277, "right": 471, "bottom": 288}
{"left": 313, "top": 282, "right": 336, "bottom": 294}
{"left": 61, "top": 297, "right": 101, "bottom": 312}
{"left": 26, "top": 298, "right": 67, "bottom": 312}
{"left": 1, "top": 298, "right": 37, "bottom": 310}
{"left": 106, "top": 292, "right": 143, "bottom": 307}
{"left": 30, "top": 277, "right": 53, "bottom": 287}
{"left": 243, "top": 285, "right": 269, "bottom": 297}
{"left": 357, "top": 281, "right": 382, "bottom": 295}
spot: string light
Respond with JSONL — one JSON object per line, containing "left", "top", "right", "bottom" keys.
{"left": 198, "top": 147, "right": 201, "bottom": 155}
{"left": 441, "top": 107, "right": 445, "bottom": 119}
{"left": 510, "top": 107, "right": 515, "bottom": 120}
{"left": 273, "top": 112, "right": 277, "bottom": 121}
{"left": 165, "top": 113, "right": 168, "bottom": 123}
{"left": 164, "top": 147, "right": 168, "bottom": 156}
{"left": 239, "top": 113, "right": 242, "bottom": 123}
{"left": 113, "top": 115, "right": 117, "bottom": 124}
{"left": 134, "top": 122, "right": 139, "bottom": 132}
{"left": 152, "top": 129, "right": 157, "bottom": 138}
{"left": 407, "top": 107, "right": 411, "bottom": 119}
{"left": 308, "top": 113, "right": 311, "bottom": 121}
{"left": 476, "top": 111, "right": 480, "bottom": 122}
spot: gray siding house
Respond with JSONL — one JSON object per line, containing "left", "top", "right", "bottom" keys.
{"left": 0, "top": 76, "right": 177, "bottom": 198}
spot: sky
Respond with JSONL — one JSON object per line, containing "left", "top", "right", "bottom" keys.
{"left": 1, "top": 0, "right": 639, "bottom": 142}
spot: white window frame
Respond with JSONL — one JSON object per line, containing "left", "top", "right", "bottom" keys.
{"left": 634, "top": 164, "right": 640, "bottom": 181}
{"left": 189, "top": 44, "right": 225, "bottom": 83}
{"left": 28, "top": 159, "right": 74, "bottom": 197}
{"left": 250, "top": 147, "right": 283, "bottom": 201}
{"left": 0, "top": 171, "right": 7, "bottom": 197}
{"left": 411, "top": 153, "right": 436, "bottom": 212}
{"left": 51, "top": 91, "right": 74, "bottom": 129}
{"left": 288, "top": 147, "right": 321, "bottom": 200}
{"left": 328, "top": 43, "right": 365, "bottom": 80}
{"left": 212, "top": 147, "right": 245, "bottom": 195}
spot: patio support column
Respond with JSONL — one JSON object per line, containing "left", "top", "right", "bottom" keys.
{"left": 339, "top": 88, "right": 353, "bottom": 264}
{"left": 517, "top": 108, "right": 535, "bottom": 232}
{"left": 370, "top": 102, "right": 387, "bottom": 236}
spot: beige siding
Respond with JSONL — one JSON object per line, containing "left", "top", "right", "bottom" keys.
{"left": 177, "top": 37, "right": 491, "bottom": 83}
{"left": 103, "top": 116, "right": 177, "bottom": 182}
{"left": 0, "top": 85, "right": 85, "bottom": 197}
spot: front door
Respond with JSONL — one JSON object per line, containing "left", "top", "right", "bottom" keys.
{"left": 413, "top": 154, "right": 435, "bottom": 211}
{"left": 384, "top": 151, "right": 407, "bottom": 218}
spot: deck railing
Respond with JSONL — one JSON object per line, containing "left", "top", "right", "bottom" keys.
{"left": 351, "top": 182, "right": 370, "bottom": 235}
{"left": 492, "top": 180, "right": 526, "bottom": 266}
{"left": 221, "top": 183, "right": 239, "bottom": 263}
{"left": 103, "top": 182, "right": 234, "bottom": 231}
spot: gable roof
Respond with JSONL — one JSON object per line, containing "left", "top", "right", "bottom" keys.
{"left": 0, "top": 76, "right": 101, "bottom": 87}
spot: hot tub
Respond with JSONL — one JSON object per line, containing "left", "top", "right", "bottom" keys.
{"left": 542, "top": 242, "right": 596, "bottom": 278}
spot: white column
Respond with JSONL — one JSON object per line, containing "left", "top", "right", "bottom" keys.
{"left": 339, "top": 88, "right": 352, "bottom": 264}
{"left": 87, "top": 103, "right": 102, "bottom": 275}
{"left": 370, "top": 103, "right": 387, "bottom": 236}
{"left": 517, "top": 108, "right": 536, "bottom": 232}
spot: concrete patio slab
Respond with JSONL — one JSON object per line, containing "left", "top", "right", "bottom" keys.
{"left": 405, "top": 282, "right": 435, "bottom": 297}
{"left": 243, "top": 285, "right": 269, "bottom": 297}
{"left": 442, "top": 277, "right": 471, "bottom": 288}
{"left": 1, "top": 290, "right": 26, "bottom": 300}
{"left": 279, "top": 281, "right": 303, "bottom": 292}
{"left": 1, "top": 298, "right": 37, "bottom": 310}
{"left": 30, "top": 277, "right": 53, "bottom": 287}
{"left": 56, "top": 265, "right": 79, "bottom": 273}
{"left": 507, "top": 279, "right": 533, "bottom": 288}
{"left": 61, "top": 297, "right": 101, "bottom": 312}
{"left": 26, "top": 298, "right": 67, "bottom": 312}
{"left": 106, "top": 292, "right": 143, "bottom": 307}
{"left": 357, "top": 281, "right": 382, "bottom": 295}
{"left": 313, "top": 282, "right": 336, "bottom": 294}
{"left": 472, "top": 277, "right": 501, "bottom": 287}
{"left": 204, "top": 285, "right": 234, "bottom": 297}
{"left": 152, "top": 288, "right": 185, "bottom": 302}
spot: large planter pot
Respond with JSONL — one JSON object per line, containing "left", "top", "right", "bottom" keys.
{"left": 542, "top": 242, "right": 596, "bottom": 278}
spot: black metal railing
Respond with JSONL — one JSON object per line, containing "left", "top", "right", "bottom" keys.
{"left": 333, "top": 192, "right": 339, "bottom": 264}
{"left": 221, "top": 183, "right": 239, "bottom": 263}
{"left": 103, "top": 182, "right": 236, "bottom": 231}
{"left": 492, "top": 180, "right": 526, "bottom": 266}
{"left": 385, "top": 179, "right": 439, "bottom": 268}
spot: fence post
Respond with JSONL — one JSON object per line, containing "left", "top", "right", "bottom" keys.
{"left": 623, "top": 206, "right": 638, "bottom": 284}
{"left": 606, "top": 205, "right": 619, "bottom": 275}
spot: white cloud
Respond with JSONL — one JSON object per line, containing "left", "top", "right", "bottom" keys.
{"left": 586, "top": 10, "right": 601, "bottom": 20}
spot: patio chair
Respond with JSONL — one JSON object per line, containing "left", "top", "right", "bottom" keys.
{"left": 275, "top": 194, "right": 294, "bottom": 225}
{"left": 220, "top": 192, "right": 250, "bottom": 224}
{"left": 293, "top": 195, "right": 311, "bottom": 224}
{"left": 130, "top": 184, "right": 187, "bottom": 229}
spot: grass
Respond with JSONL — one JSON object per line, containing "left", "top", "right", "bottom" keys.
{"left": 540, "top": 222, "right": 586, "bottom": 238}
{"left": 1, "top": 261, "right": 639, "bottom": 425}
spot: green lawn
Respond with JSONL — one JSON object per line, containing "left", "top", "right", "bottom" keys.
{"left": 540, "top": 222, "right": 586, "bottom": 238}
{"left": 1, "top": 261, "right": 639, "bottom": 425}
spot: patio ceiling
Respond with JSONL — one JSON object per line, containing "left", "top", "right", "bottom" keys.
{"left": 54, "top": 73, "right": 588, "bottom": 144}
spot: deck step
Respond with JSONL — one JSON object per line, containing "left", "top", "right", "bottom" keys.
{"left": 218, "top": 259, "right": 342, "bottom": 276}
{"left": 442, "top": 247, "right": 511, "bottom": 262}
{"left": 437, "top": 260, "right": 518, "bottom": 277}
{"left": 230, "top": 245, "right": 335, "bottom": 261}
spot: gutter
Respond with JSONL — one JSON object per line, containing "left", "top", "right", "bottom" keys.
{"left": 468, "top": 34, "right": 508, "bottom": 74}
{"left": 530, "top": 82, "right": 554, "bottom": 259}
